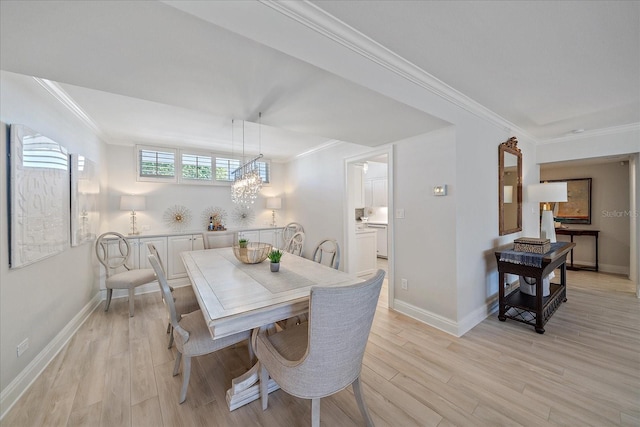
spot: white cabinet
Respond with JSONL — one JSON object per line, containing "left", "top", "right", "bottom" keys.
{"left": 127, "top": 236, "right": 168, "bottom": 270}
{"left": 354, "top": 229, "right": 377, "bottom": 277}
{"left": 205, "top": 232, "right": 234, "bottom": 249}
{"left": 368, "top": 224, "right": 388, "bottom": 258}
{"left": 167, "top": 234, "right": 204, "bottom": 279}
{"left": 350, "top": 164, "right": 365, "bottom": 208}
{"left": 237, "top": 230, "right": 260, "bottom": 244}
{"left": 237, "top": 228, "right": 283, "bottom": 247}
{"left": 365, "top": 178, "right": 388, "bottom": 207}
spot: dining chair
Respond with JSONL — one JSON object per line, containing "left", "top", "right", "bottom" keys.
{"left": 312, "top": 239, "right": 340, "bottom": 270}
{"left": 148, "top": 253, "right": 252, "bottom": 404}
{"left": 283, "top": 231, "right": 305, "bottom": 256}
{"left": 282, "top": 222, "right": 304, "bottom": 248}
{"left": 255, "top": 269, "right": 386, "bottom": 427}
{"left": 95, "top": 231, "right": 156, "bottom": 317}
{"left": 146, "top": 242, "right": 200, "bottom": 348}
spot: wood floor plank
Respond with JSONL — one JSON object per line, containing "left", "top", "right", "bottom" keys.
{"left": 3, "top": 269, "right": 637, "bottom": 426}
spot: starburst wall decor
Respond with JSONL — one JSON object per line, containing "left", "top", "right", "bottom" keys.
{"left": 231, "top": 205, "right": 255, "bottom": 227}
{"left": 201, "top": 206, "right": 227, "bottom": 230}
{"left": 163, "top": 205, "right": 192, "bottom": 231}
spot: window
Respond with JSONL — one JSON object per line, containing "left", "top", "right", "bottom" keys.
{"left": 215, "top": 157, "right": 241, "bottom": 182}
{"left": 181, "top": 153, "right": 213, "bottom": 182}
{"left": 138, "top": 147, "right": 176, "bottom": 181}
{"left": 257, "top": 161, "right": 270, "bottom": 184}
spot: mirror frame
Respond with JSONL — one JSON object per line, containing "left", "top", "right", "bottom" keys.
{"left": 498, "top": 137, "right": 522, "bottom": 235}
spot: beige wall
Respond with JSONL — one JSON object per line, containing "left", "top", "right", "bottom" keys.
{"left": 541, "top": 161, "right": 631, "bottom": 275}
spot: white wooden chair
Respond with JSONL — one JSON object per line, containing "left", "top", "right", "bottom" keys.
{"left": 312, "top": 239, "right": 340, "bottom": 270}
{"left": 282, "top": 222, "right": 304, "bottom": 248}
{"left": 283, "top": 231, "right": 305, "bottom": 256}
{"left": 148, "top": 253, "right": 252, "bottom": 404}
{"left": 255, "top": 269, "right": 385, "bottom": 427}
{"left": 95, "top": 231, "right": 156, "bottom": 317}
{"left": 146, "top": 242, "right": 199, "bottom": 348}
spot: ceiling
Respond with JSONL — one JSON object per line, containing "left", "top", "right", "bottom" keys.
{"left": 1, "top": 1, "right": 638, "bottom": 161}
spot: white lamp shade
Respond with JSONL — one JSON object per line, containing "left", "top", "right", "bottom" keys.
{"left": 266, "top": 197, "right": 282, "bottom": 210}
{"left": 120, "top": 195, "right": 146, "bottom": 211}
{"left": 503, "top": 185, "right": 513, "bottom": 203}
{"left": 525, "top": 182, "right": 568, "bottom": 203}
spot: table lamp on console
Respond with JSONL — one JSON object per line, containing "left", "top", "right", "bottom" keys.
{"left": 525, "top": 182, "right": 567, "bottom": 242}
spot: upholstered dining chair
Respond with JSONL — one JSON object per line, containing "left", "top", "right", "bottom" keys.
{"left": 312, "top": 239, "right": 340, "bottom": 270}
{"left": 283, "top": 231, "right": 305, "bottom": 256}
{"left": 95, "top": 231, "right": 156, "bottom": 317}
{"left": 282, "top": 222, "right": 304, "bottom": 248}
{"left": 255, "top": 269, "right": 386, "bottom": 427}
{"left": 148, "top": 253, "right": 252, "bottom": 404}
{"left": 146, "top": 242, "right": 200, "bottom": 348}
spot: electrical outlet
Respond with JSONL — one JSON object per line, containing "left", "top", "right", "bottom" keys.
{"left": 401, "top": 278, "right": 408, "bottom": 290}
{"left": 17, "top": 338, "right": 29, "bottom": 357}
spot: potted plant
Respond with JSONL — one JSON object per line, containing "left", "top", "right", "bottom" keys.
{"left": 238, "top": 239, "right": 249, "bottom": 248}
{"left": 267, "top": 249, "right": 283, "bottom": 272}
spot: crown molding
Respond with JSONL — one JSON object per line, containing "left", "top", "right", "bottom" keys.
{"left": 289, "top": 139, "right": 345, "bottom": 162}
{"left": 32, "top": 77, "right": 104, "bottom": 138}
{"left": 538, "top": 123, "right": 640, "bottom": 145}
{"left": 260, "top": 0, "right": 532, "bottom": 140}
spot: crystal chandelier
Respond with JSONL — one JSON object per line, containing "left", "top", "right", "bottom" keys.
{"left": 231, "top": 116, "right": 263, "bottom": 206}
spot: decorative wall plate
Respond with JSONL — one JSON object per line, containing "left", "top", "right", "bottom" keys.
{"left": 232, "top": 206, "right": 255, "bottom": 227}
{"left": 163, "top": 205, "right": 192, "bottom": 231}
{"left": 202, "top": 206, "right": 227, "bottom": 230}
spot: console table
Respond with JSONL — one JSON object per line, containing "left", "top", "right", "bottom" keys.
{"left": 555, "top": 228, "right": 599, "bottom": 271}
{"left": 495, "top": 242, "right": 575, "bottom": 333}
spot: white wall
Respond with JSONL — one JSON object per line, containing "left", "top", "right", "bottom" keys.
{"left": 0, "top": 71, "right": 106, "bottom": 412}
{"left": 104, "top": 144, "right": 287, "bottom": 235}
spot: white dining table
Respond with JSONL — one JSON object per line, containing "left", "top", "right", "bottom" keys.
{"left": 180, "top": 247, "right": 363, "bottom": 410}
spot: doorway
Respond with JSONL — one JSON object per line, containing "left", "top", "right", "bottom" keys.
{"left": 344, "top": 147, "right": 394, "bottom": 309}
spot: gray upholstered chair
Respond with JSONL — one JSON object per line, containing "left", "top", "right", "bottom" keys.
{"left": 95, "top": 231, "right": 156, "bottom": 317}
{"left": 282, "top": 222, "right": 304, "bottom": 248}
{"left": 146, "top": 242, "right": 199, "bottom": 348}
{"left": 283, "top": 231, "right": 305, "bottom": 256}
{"left": 312, "top": 239, "right": 340, "bottom": 270}
{"left": 148, "top": 253, "right": 252, "bottom": 404}
{"left": 255, "top": 269, "right": 386, "bottom": 427}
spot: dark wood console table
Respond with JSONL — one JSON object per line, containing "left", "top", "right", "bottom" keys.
{"left": 555, "top": 228, "right": 599, "bottom": 271}
{"left": 495, "top": 242, "right": 575, "bottom": 333}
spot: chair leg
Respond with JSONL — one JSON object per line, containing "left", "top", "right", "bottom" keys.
{"left": 173, "top": 352, "right": 182, "bottom": 376}
{"left": 352, "top": 375, "right": 374, "bottom": 427}
{"left": 259, "top": 363, "right": 269, "bottom": 410}
{"left": 128, "top": 288, "right": 135, "bottom": 317}
{"left": 311, "top": 398, "right": 320, "bottom": 427}
{"left": 104, "top": 289, "right": 113, "bottom": 312}
{"left": 179, "top": 356, "right": 191, "bottom": 404}
{"left": 167, "top": 327, "right": 174, "bottom": 349}
{"left": 166, "top": 321, "right": 171, "bottom": 334}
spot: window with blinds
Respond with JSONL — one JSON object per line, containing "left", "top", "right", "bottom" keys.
{"left": 215, "top": 157, "right": 241, "bottom": 182}
{"left": 139, "top": 148, "right": 176, "bottom": 180}
{"left": 181, "top": 153, "right": 213, "bottom": 181}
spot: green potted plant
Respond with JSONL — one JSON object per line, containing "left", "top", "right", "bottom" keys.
{"left": 238, "top": 239, "right": 249, "bottom": 248}
{"left": 267, "top": 249, "right": 283, "bottom": 272}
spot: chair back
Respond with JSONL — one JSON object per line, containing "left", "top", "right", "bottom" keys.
{"left": 282, "top": 222, "right": 304, "bottom": 247}
{"left": 148, "top": 254, "right": 190, "bottom": 342}
{"left": 305, "top": 269, "right": 385, "bottom": 396}
{"left": 146, "top": 242, "right": 165, "bottom": 273}
{"left": 284, "top": 231, "right": 305, "bottom": 256}
{"left": 312, "top": 239, "right": 340, "bottom": 270}
{"left": 95, "top": 231, "right": 132, "bottom": 277}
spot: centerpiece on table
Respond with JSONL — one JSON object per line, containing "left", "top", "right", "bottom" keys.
{"left": 267, "top": 249, "right": 283, "bottom": 272}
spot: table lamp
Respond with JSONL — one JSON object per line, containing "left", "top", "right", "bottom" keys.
{"left": 525, "top": 182, "right": 567, "bottom": 242}
{"left": 266, "top": 197, "right": 282, "bottom": 227}
{"left": 120, "top": 195, "right": 146, "bottom": 235}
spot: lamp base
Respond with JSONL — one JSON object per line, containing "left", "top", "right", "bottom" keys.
{"left": 540, "top": 210, "right": 556, "bottom": 243}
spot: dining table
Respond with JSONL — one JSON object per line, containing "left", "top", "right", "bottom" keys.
{"left": 180, "top": 246, "right": 363, "bottom": 410}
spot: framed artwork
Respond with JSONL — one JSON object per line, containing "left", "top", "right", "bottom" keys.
{"left": 9, "top": 124, "right": 70, "bottom": 268}
{"left": 71, "top": 154, "right": 100, "bottom": 246}
{"left": 546, "top": 177, "right": 592, "bottom": 224}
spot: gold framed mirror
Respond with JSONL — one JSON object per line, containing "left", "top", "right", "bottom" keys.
{"left": 499, "top": 137, "right": 522, "bottom": 235}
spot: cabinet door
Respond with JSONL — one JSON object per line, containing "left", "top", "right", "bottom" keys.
{"left": 238, "top": 230, "right": 259, "bottom": 244}
{"left": 355, "top": 232, "right": 377, "bottom": 277}
{"left": 192, "top": 234, "right": 204, "bottom": 251}
{"left": 364, "top": 180, "right": 373, "bottom": 207}
{"left": 259, "top": 228, "right": 282, "bottom": 247}
{"left": 138, "top": 236, "right": 168, "bottom": 270}
{"left": 167, "top": 235, "right": 196, "bottom": 279}
{"left": 372, "top": 178, "right": 388, "bottom": 207}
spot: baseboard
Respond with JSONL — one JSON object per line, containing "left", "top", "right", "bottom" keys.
{"left": 0, "top": 292, "right": 103, "bottom": 420}
{"left": 392, "top": 299, "right": 461, "bottom": 337}
{"left": 569, "top": 260, "right": 629, "bottom": 276}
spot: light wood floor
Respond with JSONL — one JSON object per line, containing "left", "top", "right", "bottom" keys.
{"left": 3, "top": 271, "right": 638, "bottom": 426}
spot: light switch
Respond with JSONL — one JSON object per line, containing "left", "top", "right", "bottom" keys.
{"left": 433, "top": 185, "right": 447, "bottom": 196}
{"left": 395, "top": 209, "right": 405, "bottom": 219}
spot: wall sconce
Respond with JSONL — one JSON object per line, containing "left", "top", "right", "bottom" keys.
{"left": 433, "top": 185, "right": 447, "bottom": 196}
{"left": 120, "top": 195, "right": 146, "bottom": 235}
{"left": 266, "top": 197, "right": 282, "bottom": 227}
